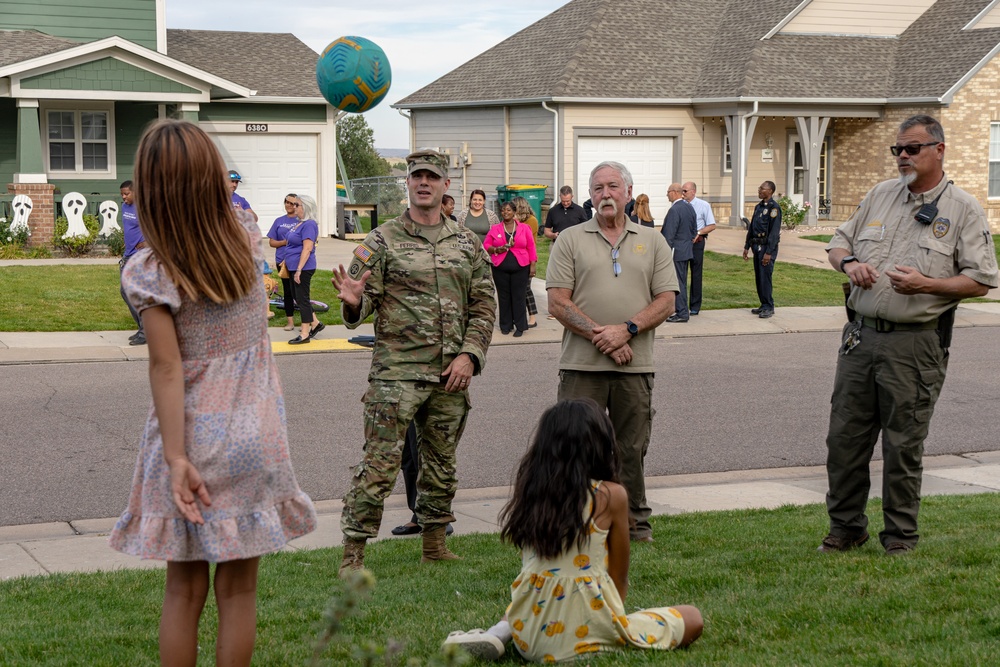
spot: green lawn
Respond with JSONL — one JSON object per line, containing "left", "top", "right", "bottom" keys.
{"left": 5, "top": 235, "right": 995, "bottom": 331}
{"left": 800, "top": 234, "right": 834, "bottom": 243}
{"left": 0, "top": 266, "right": 348, "bottom": 332}
{"left": 1, "top": 495, "right": 998, "bottom": 665}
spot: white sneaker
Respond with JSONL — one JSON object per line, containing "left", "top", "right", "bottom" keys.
{"left": 442, "top": 629, "right": 505, "bottom": 660}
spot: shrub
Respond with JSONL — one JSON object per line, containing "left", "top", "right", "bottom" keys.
{"left": 777, "top": 196, "right": 811, "bottom": 230}
{"left": 54, "top": 214, "right": 100, "bottom": 256}
{"left": 100, "top": 228, "right": 126, "bottom": 257}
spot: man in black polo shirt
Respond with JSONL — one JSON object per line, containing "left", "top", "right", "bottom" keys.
{"left": 544, "top": 185, "right": 590, "bottom": 241}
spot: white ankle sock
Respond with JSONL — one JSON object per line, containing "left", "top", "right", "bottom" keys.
{"left": 486, "top": 619, "right": 512, "bottom": 643}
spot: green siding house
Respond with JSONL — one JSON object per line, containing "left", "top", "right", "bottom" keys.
{"left": 0, "top": 0, "right": 337, "bottom": 242}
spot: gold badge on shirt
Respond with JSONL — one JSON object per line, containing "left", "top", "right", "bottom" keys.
{"left": 933, "top": 218, "right": 951, "bottom": 239}
{"left": 632, "top": 243, "right": 647, "bottom": 255}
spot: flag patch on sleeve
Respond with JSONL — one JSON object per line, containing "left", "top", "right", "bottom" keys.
{"left": 354, "top": 244, "right": 374, "bottom": 262}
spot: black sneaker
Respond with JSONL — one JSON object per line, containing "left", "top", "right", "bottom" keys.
{"left": 751, "top": 307, "right": 762, "bottom": 314}
{"left": 129, "top": 334, "right": 146, "bottom": 346}
{"left": 759, "top": 310, "right": 774, "bottom": 319}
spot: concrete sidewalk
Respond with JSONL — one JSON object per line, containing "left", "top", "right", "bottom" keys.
{"left": 3, "top": 451, "right": 999, "bottom": 579}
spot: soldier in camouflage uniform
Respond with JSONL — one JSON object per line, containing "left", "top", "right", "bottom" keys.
{"left": 331, "top": 149, "right": 496, "bottom": 574}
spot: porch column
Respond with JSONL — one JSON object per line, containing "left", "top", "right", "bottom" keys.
{"left": 178, "top": 103, "right": 200, "bottom": 122}
{"left": 793, "top": 116, "right": 830, "bottom": 226}
{"left": 15, "top": 99, "right": 47, "bottom": 184}
{"left": 725, "top": 113, "right": 759, "bottom": 226}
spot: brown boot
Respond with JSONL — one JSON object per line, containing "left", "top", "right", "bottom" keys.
{"left": 421, "top": 525, "right": 460, "bottom": 563}
{"left": 339, "top": 537, "right": 366, "bottom": 577}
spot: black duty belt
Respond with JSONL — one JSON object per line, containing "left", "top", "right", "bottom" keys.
{"left": 860, "top": 316, "right": 938, "bottom": 333}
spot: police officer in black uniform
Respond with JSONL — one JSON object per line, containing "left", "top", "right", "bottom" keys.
{"left": 742, "top": 181, "right": 782, "bottom": 318}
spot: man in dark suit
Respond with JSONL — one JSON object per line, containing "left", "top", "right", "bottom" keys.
{"left": 662, "top": 183, "right": 697, "bottom": 322}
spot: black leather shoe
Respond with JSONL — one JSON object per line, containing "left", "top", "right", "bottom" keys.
{"left": 309, "top": 322, "right": 326, "bottom": 339}
{"left": 666, "top": 314, "right": 689, "bottom": 323}
{"left": 391, "top": 523, "right": 421, "bottom": 536}
{"left": 759, "top": 310, "right": 774, "bottom": 319}
{"left": 288, "top": 335, "right": 311, "bottom": 345}
{"left": 818, "top": 532, "right": 869, "bottom": 553}
{"left": 751, "top": 307, "right": 762, "bottom": 314}
{"left": 129, "top": 334, "right": 146, "bottom": 346}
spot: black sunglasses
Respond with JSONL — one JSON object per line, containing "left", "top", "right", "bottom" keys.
{"left": 284, "top": 199, "right": 296, "bottom": 206}
{"left": 889, "top": 142, "right": 940, "bottom": 157}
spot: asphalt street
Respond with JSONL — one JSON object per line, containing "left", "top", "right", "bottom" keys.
{"left": 4, "top": 327, "right": 999, "bottom": 527}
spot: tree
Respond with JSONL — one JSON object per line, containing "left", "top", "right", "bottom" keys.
{"left": 337, "top": 114, "right": 391, "bottom": 181}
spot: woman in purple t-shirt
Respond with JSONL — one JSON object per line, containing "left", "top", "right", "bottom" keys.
{"left": 267, "top": 193, "right": 301, "bottom": 331}
{"left": 285, "top": 195, "right": 324, "bottom": 344}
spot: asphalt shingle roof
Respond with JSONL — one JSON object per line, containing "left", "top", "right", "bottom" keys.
{"left": 166, "top": 29, "right": 320, "bottom": 98}
{"left": 0, "top": 29, "right": 319, "bottom": 99}
{"left": 396, "top": 0, "right": 1000, "bottom": 106}
{"left": 0, "top": 31, "right": 78, "bottom": 68}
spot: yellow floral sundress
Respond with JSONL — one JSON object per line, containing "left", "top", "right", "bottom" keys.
{"left": 505, "top": 481, "right": 686, "bottom": 663}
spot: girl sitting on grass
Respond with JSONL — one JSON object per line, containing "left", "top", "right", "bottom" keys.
{"left": 108, "top": 119, "right": 316, "bottom": 667}
{"left": 444, "top": 398, "right": 702, "bottom": 662}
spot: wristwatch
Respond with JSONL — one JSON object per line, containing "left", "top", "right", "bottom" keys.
{"left": 839, "top": 255, "right": 858, "bottom": 273}
{"left": 625, "top": 320, "right": 639, "bottom": 337}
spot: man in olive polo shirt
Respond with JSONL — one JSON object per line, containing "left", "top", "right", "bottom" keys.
{"left": 547, "top": 160, "right": 677, "bottom": 542}
{"left": 820, "top": 114, "right": 998, "bottom": 556}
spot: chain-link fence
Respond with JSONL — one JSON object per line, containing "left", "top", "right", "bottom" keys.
{"left": 349, "top": 176, "right": 407, "bottom": 220}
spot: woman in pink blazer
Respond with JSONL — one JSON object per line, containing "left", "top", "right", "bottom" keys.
{"left": 483, "top": 201, "right": 537, "bottom": 336}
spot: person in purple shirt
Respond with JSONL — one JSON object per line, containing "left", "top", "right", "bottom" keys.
{"left": 228, "top": 170, "right": 258, "bottom": 223}
{"left": 119, "top": 180, "right": 147, "bottom": 346}
{"left": 267, "top": 193, "right": 301, "bottom": 332}
{"left": 284, "top": 194, "right": 324, "bottom": 344}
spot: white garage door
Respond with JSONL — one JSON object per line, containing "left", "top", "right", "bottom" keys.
{"left": 577, "top": 136, "right": 674, "bottom": 226}
{"left": 210, "top": 133, "right": 318, "bottom": 235}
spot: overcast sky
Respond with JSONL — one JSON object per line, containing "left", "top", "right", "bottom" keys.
{"left": 166, "top": 0, "right": 570, "bottom": 150}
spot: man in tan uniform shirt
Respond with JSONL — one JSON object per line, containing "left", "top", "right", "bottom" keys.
{"left": 820, "top": 115, "right": 998, "bottom": 556}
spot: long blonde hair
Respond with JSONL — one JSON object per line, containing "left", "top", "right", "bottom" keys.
{"left": 633, "top": 193, "right": 653, "bottom": 223}
{"left": 512, "top": 196, "right": 533, "bottom": 222}
{"left": 133, "top": 120, "right": 256, "bottom": 303}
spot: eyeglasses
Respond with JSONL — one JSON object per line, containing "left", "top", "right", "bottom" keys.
{"left": 889, "top": 142, "right": 940, "bottom": 157}
{"left": 292, "top": 203, "right": 302, "bottom": 208}
{"left": 283, "top": 200, "right": 296, "bottom": 206}
{"left": 681, "top": 189, "right": 690, "bottom": 193}
{"left": 611, "top": 247, "right": 621, "bottom": 278}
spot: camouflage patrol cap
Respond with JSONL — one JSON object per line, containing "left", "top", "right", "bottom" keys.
{"left": 406, "top": 149, "right": 449, "bottom": 179}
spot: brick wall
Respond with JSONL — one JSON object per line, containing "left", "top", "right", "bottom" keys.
{"left": 939, "top": 55, "right": 1000, "bottom": 231}
{"left": 7, "top": 183, "right": 55, "bottom": 246}
{"left": 829, "top": 58, "right": 1000, "bottom": 232}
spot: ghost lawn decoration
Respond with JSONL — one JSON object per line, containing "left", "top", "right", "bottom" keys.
{"left": 98, "top": 200, "right": 121, "bottom": 237}
{"left": 61, "top": 192, "right": 89, "bottom": 239}
{"left": 10, "top": 194, "right": 32, "bottom": 235}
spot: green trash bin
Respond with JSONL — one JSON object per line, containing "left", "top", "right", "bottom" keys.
{"left": 495, "top": 184, "right": 548, "bottom": 223}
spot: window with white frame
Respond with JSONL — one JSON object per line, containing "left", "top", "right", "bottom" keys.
{"left": 43, "top": 105, "right": 114, "bottom": 175}
{"left": 990, "top": 122, "right": 1000, "bottom": 198}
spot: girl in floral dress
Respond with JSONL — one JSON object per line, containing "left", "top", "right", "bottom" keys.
{"left": 109, "top": 120, "right": 316, "bottom": 667}
{"left": 444, "top": 398, "right": 702, "bottom": 662}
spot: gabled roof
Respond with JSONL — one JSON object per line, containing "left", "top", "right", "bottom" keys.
{"left": 0, "top": 34, "right": 252, "bottom": 100}
{"left": 166, "top": 30, "right": 321, "bottom": 99}
{"left": 396, "top": 0, "right": 1000, "bottom": 107}
{"left": 0, "top": 29, "right": 320, "bottom": 101}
